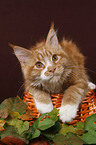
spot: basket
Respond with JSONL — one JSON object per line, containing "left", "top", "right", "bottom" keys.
{"left": 23, "top": 89, "right": 96, "bottom": 125}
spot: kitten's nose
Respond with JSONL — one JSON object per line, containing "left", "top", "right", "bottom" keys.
{"left": 49, "top": 67, "right": 56, "bottom": 73}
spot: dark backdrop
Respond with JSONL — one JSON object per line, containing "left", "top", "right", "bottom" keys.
{"left": 0, "top": 0, "right": 96, "bottom": 102}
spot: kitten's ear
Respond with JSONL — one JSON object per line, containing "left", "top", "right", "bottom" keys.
{"left": 9, "top": 43, "right": 32, "bottom": 66}
{"left": 46, "top": 23, "right": 59, "bottom": 48}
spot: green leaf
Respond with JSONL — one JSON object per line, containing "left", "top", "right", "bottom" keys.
{"left": 0, "top": 108, "right": 9, "bottom": 119}
{"left": 38, "top": 118, "right": 55, "bottom": 130}
{"left": 48, "top": 108, "right": 59, "bottom": 122}
{"left": 49, "top": 108, "right": 59, "bottom": 115}
{"left": 82, "top": 129, "right": 96, "bottom": 144}
{"left": 10, "top": 112, "right": 20, "bottom": 119}
{"left": 53, "top": 134, "right": 67, "bottom": 145}
{"left": 3, "top": 112, "right": 20, "bottom": 126}
{"left": 66, "top": 133, "right": 86, "bottom": 145}
{"left": 0, "top": 98, "right": 13, "bottom": 118}
{"left": 43, "top": 121, "right": 61, "bottom": 134}
{"left": 49, "top": 122, "right": 61, "bottom": 134}
{"left": 1, "top": 126, "right": 29, "bottom": 144}
{"left": 0, "top": 97, "right": 28, "bottom": 119}
{"left": 12, "top": 97, "right": 28, "bottom": 114}
{"left": 16, "top": 120, "right": 29, "bottom": 134}
{"left": 59, "top": 124, "right": 75, "bottom": 136}
{"left": 32, "top": 129, "right": 41, "bottom": 139}
{"left": 76, "top": 122, "right": 84, "bottom": 130}
{"left": 84, "top": 114, "right": 96, "bottom": 131}
{"left": 21, "top": 126, "right": 34, "bottom": 140}
{"left": 81, "top": 114, "right": 96, "bottom": 144}
{"left": 1, "top": 126, "right": 17, "bottom": 138}
{"left": 32, "top": 113, "right": 47, "bottom": 130}
{"left": 8, "top": 118, "right": 17, "bottom": 126}
{"left": 32, "top": 119, "right": 39, "bottom": 130}
{"left": 75, "top": 122, "right": 84, "bottom": 136}
{"left": 53, "top": 133, "right": 86, "bottom": 145}
{"left": 38, "top": 113, "right": 48, "bottom": 121}
{"left": 32, "top": 113, "right": 55, "bottom": 139}
{"left": 42, "top": 122, "right": 61, "bottom": 141}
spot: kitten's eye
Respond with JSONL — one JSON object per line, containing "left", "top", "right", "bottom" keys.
{"left": 52, "top": 55, "right": 58, "bottom": 62}
{"left": 35, "top": 62, "right": 44, "bottom": 68}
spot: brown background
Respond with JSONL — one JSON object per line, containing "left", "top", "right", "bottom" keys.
{"left": 0, "top": 0, "right": 96, "bottom": 103}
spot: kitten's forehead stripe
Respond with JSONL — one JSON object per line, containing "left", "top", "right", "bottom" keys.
{"left": 43, "top": 48, "right": 52, "bottom": 57}
{"left": 37, "top": 53, "right": 44, "bottom": 60}
{"left": 36, "top": 49, "right": 52, "bottom": 61}
{"left": 45, "top": 50, "right": 52, "bottom": 56}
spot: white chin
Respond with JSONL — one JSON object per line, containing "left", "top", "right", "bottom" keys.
{"left": 41, "top": 76, "right": 53, "bottom": 81}
{"left": 51, "top": 75, "right": 60, "bottom": 81}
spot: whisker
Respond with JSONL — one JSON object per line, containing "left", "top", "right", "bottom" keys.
{"left": 9, "top": 62, "right": 20, "bottom": 75}
{"left": 66, "top": 65, "right": 96, "bottom": 75}
{"left": 17, "top": 80, "right": 30, "bottom": 95}
{"left": 65, "top": 65, "right": 82, "bottom": 69}
{"left": 84, "top": 67, "right": 96, "bottom": 75}
{"left": 20, "top": 92, "right": 25, "bottom": 99}
{"left": 25, "top": 83, "right": 34, "bottom": 91}
{"left": 17, "top": 82, "right": 25, "bottom": 95}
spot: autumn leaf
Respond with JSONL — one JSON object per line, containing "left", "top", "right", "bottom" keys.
{"left": 10, "top": 112, "right": 20, "bottom": 119}
{"left": 1, "top": 126, "right": 29, "bottom": 144}
{"left": 0, "top": 120, "right": 6, "bottom": 131}
{"left": 0, "top": 136, "right": 26, "bottom": 145}
{"left": 53, "top": 133, "right": 86, "bottom": 145}
{"left": 59, "top": 124, "right": 75, "bottom": 136}
{"left": 0, "top": 97, "right": 28, "bottom": 119}
{"left": 20, "top": 110, "right": 35, "bottom": 120}
{"left": 76, "top": 122, "right": 84, "bottom": 130}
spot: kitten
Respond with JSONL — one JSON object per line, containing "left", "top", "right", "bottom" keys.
{"left": 10, "top": 24, "right": 88, "bottom": 122}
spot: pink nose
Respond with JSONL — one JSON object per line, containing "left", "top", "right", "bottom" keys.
{"left": 49, "top": 67, "right": 56, "bottom": 73}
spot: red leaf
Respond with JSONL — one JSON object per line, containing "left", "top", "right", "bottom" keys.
{"left": 0, "top": 136, "right": 27, "bottom": 145}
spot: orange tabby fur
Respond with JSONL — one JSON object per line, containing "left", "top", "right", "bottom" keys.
{"left": 11, "top": 24, "right": 88, "bottom": 122}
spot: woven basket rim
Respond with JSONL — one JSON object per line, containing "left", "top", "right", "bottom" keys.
{"left": 23, "top": 89, "right": 96, "bottom": 125}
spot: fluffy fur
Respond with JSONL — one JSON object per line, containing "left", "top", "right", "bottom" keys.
{"left": 11, "top": 24, "right": 89, "bottom": 122}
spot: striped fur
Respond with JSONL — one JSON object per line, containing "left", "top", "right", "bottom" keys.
{"left": 12, "top": 25, "right": 88, "bottom": 122}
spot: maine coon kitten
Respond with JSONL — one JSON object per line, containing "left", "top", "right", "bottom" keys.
{"left": 11, "top": 24, "right": 88, "bottom": 122}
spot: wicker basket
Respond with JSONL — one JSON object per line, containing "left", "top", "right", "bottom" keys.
{"left": 23, "top": 89, "right": 96, "bottom": 125}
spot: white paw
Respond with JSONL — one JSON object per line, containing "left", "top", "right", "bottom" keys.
{"left": 59, "top": 104, "right": 78, "bottom": 123}
{"left": 34, "top": 99, "right": 53, "bottom": 114}
{"left": 88, "top": 82, "right": 96, "bottom": 90}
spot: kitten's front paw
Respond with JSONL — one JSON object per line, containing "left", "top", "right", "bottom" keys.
{"left": 59, "top": 104, "right": 78, "bottom": 123}
{"left": 35, "top": 100, "right": 53, "bottom": 114}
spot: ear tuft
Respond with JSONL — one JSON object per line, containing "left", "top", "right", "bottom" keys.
{"left": 9, "top": 43, "right": 15, "bottom": 48}
{"left": 50, "top": 22, "right": 54, "bottom": 29}
{"left": 46, "top": 24, "right": 59, "bottom": 48}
